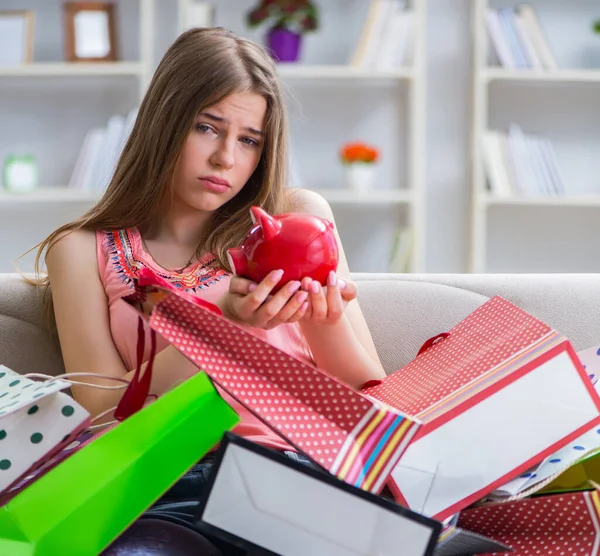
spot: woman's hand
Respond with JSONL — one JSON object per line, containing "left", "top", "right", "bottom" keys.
{"left": 299, "top": 271, "right": 358, "bottom": 326}
{"left": 220, "top": 269, "right": 310, "bottom": 330}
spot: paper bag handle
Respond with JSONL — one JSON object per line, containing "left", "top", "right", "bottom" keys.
{"left": 114, "top": 316, "right": 157, "bottom": 422}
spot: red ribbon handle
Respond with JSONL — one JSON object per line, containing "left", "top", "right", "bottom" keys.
{"left": 114, "top": 316, "right": 157, "bottom": 422}
{"left": 417, "top": 332, "right": 450, "bottom": 357}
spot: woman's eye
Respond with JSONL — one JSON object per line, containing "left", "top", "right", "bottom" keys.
{"left": 241, "top": 137, "right": 260, "bottom": 148}
{"left": 195, "top": 123, "right": 213, "bottom": 134}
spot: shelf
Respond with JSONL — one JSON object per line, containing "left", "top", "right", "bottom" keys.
{"left": 482, "top": 194, "right": 600, "bottom": 208}
{"left": 276, "top": 65, "right": 413, "bottom": 81}
{"left": 0, "top": 187, "right": 100, "bottom": 205}
{"left": 483, "top": 68, "right": 600, "bottom": 84}
{"left": 0, "top": 62, "right": 145, "bottom": 77}
{"left": 315, "top": 189, "right": 412, "bottom": 204}
{"left": 0, "top": 187, "right": 411, "bottom": 207}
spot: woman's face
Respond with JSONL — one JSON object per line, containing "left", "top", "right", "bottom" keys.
{"left": 172, "top": 90, "right": 267, "bottom": 214}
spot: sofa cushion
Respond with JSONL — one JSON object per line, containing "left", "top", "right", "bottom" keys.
{"left": 0, "top": 274, "right": 64, "bottom": 377}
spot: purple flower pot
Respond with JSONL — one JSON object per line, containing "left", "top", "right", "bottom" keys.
{"left": 267, "top": 27, "right": 302, "bottom": 63}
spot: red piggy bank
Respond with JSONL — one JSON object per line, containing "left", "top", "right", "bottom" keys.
{"left": 227, "top": 206, "right": 339, "bottom": 291}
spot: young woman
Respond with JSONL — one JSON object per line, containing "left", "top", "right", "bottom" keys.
{"left": 35, "top": 27, "right": 386, "bottom": 555}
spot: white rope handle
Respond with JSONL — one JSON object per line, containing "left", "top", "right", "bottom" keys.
{"left": 23, "top": 372, "right": 157, "bottom": 431}
{"left": 23, "top": 372, "right": 130, "bottom": 391}
{"left": 88, "top": 405, "right": 120, "bottom": 430}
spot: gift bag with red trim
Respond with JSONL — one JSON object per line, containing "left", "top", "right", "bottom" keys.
{"left": 456, "top": 490, "right": 600, "bottom": 556}
{"left": 360, "top": 296, "right": 600, "bottom": 521}
{"left": 122, "top": 268, "right": 422, "bottom": 496}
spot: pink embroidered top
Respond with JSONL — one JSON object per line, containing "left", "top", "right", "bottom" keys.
{"left": 96, "top": 228, "right": 315, "bottom": 452}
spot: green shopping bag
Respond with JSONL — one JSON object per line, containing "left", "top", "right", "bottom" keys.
{"left": 0, "top": 371, "right": 239, "bottom": 556}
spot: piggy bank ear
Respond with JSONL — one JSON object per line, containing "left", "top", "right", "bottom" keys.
{"left": 250, "top": 206, "right": 281, "bottom": 241}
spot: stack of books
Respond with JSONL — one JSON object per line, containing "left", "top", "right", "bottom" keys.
{"left": 486, "top": 4, "right": 557, "bottom": 70}
{"left": 68, "top": 109, "right": 137, "bottom": 194}
{"left": 482, "top": 124, "right": 566, "bottom": 197}
{"left": 350, "top": 0, "right": 414, "bottom": 71}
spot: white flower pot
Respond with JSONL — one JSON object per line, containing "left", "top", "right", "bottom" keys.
{"left": 344, "top": 163, "right": 376, "bottom": 192}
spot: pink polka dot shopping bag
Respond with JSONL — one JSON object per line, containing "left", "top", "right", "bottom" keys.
{"left": 457, "top": 490, "right": 600, "bottom": 556}
{"left": 124, "top": 268, "right": 423, "bottom": 498}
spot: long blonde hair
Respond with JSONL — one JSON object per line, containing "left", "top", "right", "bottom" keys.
{"left": 29, "top": 27, "right": 293, "bottom": 305}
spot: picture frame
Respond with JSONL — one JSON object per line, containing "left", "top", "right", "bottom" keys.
{"left": 0, "top": 11, "right": 35, "bottom": 66}
{"left": 63, "top": 2, "right": 118, "bottom": 62}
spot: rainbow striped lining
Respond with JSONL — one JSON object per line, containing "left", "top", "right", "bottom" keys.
{"left": 330, "top": 405, "right": 420, "bottom": 494}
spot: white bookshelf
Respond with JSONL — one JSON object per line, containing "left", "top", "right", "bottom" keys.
{"left": 0, "top": 0, "right": 155, "bottom": 272}
{"left": 0, "top": 0, "right": 425, "bottom": 274}
{"left": 0, "top": 187, "right": 100, "bottom": 205}
{"left": 0, "top": 62, "right": 145, "bottom": 77}
{"left": 276, "top": 64, "right": 414, "bottom": 81}
{"left": 483, "top": 68, "right": 600, "bottom": 83}
{"left": 0, "top": 186, "right": 413, "bottom": 207}
{"left": 469, "top": 0, "right": 600, "bottom": 273}
{"left": 191, "top": 0, "right": 427, "bottom": 273}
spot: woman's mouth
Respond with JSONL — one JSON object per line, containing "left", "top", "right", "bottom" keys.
{"left": 198, "top": 176, "right": 231, "bottom": 193}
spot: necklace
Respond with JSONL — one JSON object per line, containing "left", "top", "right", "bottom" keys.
{"left": 140, "top": 236, "right": 197, "bottom": 274}
{"left": 173, "top": 256, "right": 196, "bottom": 274}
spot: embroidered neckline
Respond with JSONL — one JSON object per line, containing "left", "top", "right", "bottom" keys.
{"left": 104, "top": 228, "right": 228, "bottom": 293}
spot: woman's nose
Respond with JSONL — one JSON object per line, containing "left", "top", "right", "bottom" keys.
{"left": 210, "top": 140, "right": 234, "bottom": 170}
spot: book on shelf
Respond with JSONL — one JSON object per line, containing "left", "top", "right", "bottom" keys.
{"left": 68, "top": 109, "right": 137, "bottom": 194}
{"left": 388, "top": 226, "right": 413, "bottom": 273}
{"left": 485, "top": 4, "right": 557, "bottom": 70}
{"left": 178, "top": 0, "right": 215, "bottom": 34}
{"left": 350, "top": 0, "right": 413, "bottom": 70}
{"left": 481, "top": 126, "right": 566, "bottom": 198}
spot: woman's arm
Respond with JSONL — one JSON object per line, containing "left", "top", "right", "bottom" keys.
{"left": 46, "top": 230, "right": 200, "bottom": 419}
{"left": 289, "top": 188, "right": 387, "bottom": 389}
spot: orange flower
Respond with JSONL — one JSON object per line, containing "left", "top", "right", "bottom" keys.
{"left": 340, "top": 142, "right": 380, "bottom": 164}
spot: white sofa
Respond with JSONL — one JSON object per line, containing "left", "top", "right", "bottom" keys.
{"left": 2, "top": 272, "right": 600, "bottom": 378}
{"left": 2, "top": 271, "right": 600, "bottom": 555}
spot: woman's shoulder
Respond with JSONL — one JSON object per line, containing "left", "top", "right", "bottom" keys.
{"left": 286, "top": 187, "right": 334, "bottom": 220}
{"left": 45, "top": 228, "right": 101, "bottom": 288}
{"left": 47, "top": 228, "right": 97, "bottom": 265}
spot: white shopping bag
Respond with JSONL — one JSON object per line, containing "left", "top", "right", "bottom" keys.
{"left": 491, "top": 342, "right": 600, "bottom": 499}
{"left": 0, "top": 365, "right": 90, "bottom": 493}
{"left": 195, "top": 433, "right": 442, "bottom": 556}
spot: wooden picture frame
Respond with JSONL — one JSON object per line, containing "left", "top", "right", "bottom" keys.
{"left": 64, "top": 2, "right": 118, "bottom": 62}
{"left": 0, "top": 11, "right": 35, "bottom": 66}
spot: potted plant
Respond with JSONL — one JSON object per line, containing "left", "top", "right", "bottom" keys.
{"left": 246, "top": 0, "right": 319, "bottom": 63}
{"left": 340, "top": 142, "right": 380, "bottom": 192}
